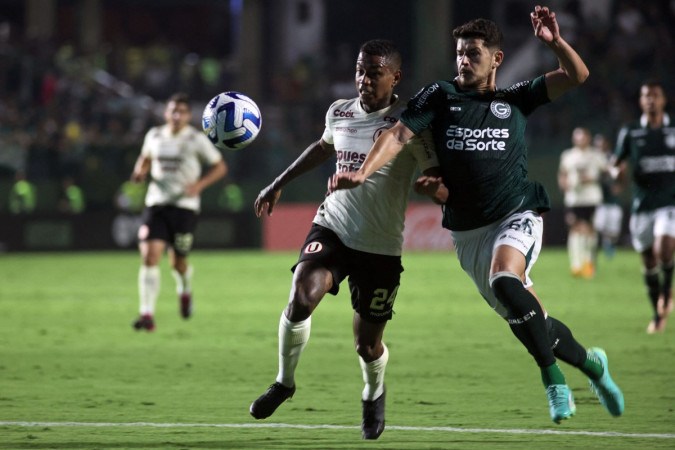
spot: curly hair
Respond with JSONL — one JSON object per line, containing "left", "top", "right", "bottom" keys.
{"left": 452, "top": 19, "right": 503, "bottom": 49}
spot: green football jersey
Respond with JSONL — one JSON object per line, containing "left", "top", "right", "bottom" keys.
{"left": 614, "top": 114, "right": 675, "bottom": 213}
{"left": 401, "top": 76, "right": 551, "bottom": 231}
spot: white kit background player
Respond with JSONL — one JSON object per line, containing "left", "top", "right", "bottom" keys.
{"left": 249, "top": 40, "right": 443, "bottom": 440}
{"left": 557, "top": 127, "right": 607, "bottom": 278}
{"left": 131, "top": 92, "right": 227, "bottom": 332}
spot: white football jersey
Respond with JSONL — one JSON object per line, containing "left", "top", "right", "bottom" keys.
{"left": 315, "top": 95, "right": 438, "bottom": 256}
{"left": 141, "top": 124, "right": 222, "bottom": 211}
{"left": 559, "top": 146, "right": 607, "bottom": 207}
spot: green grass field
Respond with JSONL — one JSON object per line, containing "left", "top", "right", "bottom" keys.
{"left": 0, "top": 249, "right": 673, "bottom": 449}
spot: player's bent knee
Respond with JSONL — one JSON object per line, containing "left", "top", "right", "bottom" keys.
{"left": 490, "top": 272, "right": 529, "bottom": 317}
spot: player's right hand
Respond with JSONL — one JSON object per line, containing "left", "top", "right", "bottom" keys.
{"left": 130, "top": 172, "right": 146, "bottom": 183}
{"left": 254, "top": 185, "right": 282, "bottom": 217}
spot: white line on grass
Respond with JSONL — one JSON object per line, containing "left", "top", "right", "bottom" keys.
{"left": 1, "top": 421, "right": 673, "bottom": 440}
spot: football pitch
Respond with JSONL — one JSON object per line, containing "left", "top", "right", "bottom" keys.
{"left": 0, "top": 249, "right": 673, "bottom": 449}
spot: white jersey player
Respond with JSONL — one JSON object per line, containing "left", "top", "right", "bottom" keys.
{"left": 558, "top": 127, "right": 607, "bottom": 278}
{"left": 131, "top": 93, "right": 227, "bottom": 332}
{"left": 249, "top": 40, "right": 443, "bottom": 440}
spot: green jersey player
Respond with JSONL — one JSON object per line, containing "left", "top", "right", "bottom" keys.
{"left": 611, "top": 80, "right": 675, "bottom": 334}
{"left": 331, "top": 6, "right": 624, "bottom": 424}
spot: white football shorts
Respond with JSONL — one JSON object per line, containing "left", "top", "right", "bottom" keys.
{"left": 630, "top": 206, "right": 675, "bottom": 253}
{"left": 451, "top": 210, "right": 543, "bottom": 318}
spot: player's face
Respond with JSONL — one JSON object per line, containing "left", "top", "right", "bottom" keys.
{"left": 455, "top": 38, "right": 502, "bottom": 90}
{"left": 355, "top": 52, "right": 401, "bottom": 113}
{"left": 164, "top": 101, "right": 191, "bottom": 133}
{"left": 572, "top": 127, "right": 591, "bottom": 148}
{"left": 639, "top": 85, "right": 666, "bottom": 115}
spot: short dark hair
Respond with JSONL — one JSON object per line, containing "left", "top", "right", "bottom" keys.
{"left": 168, "top": 92, "right": 191, "bottom": 107}
{"left": 359, "top": 39, "right": 402, "bottom": 70}
{"left": 641, "top": 79, "right": 665, "bottom": 91}
{"left": 452, "top": 18, "right": 503, "bottom": 49}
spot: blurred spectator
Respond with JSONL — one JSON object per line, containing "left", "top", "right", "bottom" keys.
{"left": 57, "top": 176, "right": 86, "bottom": 214}
{"left": 115, "top": 179, "right": 147, "bottom": 214}
{"left": 218, "top": 180, "right": 244, "bottom": 213}
{"left": 8, "top": 170, "right": 36, "bottom": 214}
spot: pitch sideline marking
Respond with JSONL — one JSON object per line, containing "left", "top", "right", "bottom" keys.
{"left": 1, "top": 421, "right": 674, "bottom": 440}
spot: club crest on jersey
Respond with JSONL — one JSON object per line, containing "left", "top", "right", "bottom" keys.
{"left": 304, "top": 242, "right": 323, "bottom": 254}
{"left": 490, "top": 101, "right": 511, "bottom": 119}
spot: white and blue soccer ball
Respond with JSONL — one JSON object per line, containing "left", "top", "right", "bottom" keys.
{"left": 202, "top": 91, "right": 262, "bottom": 150}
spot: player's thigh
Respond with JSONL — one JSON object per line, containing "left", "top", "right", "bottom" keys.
{"left": 601, "top": 204, "right": 624, "bottom": 237}
{"left": 491, "top": 211, "right": 543, "bottom": 281}
{"left": 139, "top": 239, "right": 166, "bottom": 266}
{"left": 139, "top": 206, "right": 170, "bottom": 243}
{"left": 630, "top": 212, "right": 656, "bottom": 253}
{"left": 347, "top": 252, "right": 403, "bottom": 324}
{"left": 293, "top": 224, "right": 349, "bottom": 296}
{"left": 654, "top": 207, "right": 675, "bottom": 259}
{"left": 654, "top": 207, "right": 675, "bottom": 239}
{"left": 167, "top": 207, "right": 198, "bottom": 257}
{"left": 452, "top": 225, "right": 497, "bottom": 313}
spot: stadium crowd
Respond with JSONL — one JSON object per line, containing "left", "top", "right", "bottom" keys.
{"left": 0, "top": 0, "right": 673, "bottom": 213}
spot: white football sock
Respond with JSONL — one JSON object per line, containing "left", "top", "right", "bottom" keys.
{"left": 276, "top": 312, "right": 311, "bottom": 388}
{"left": 172, "top": 265, "right": 193, "bottom": 294}
{"left": 139, "top": 265, "right": 160, "bottom": 316}
{"left": 359, "top": 343, "right": 389, "bottom": 401}
{"left": 583, "top": 232, "right": 598, "bottom": 265}
{"left": 567, "top": 231, "right": 582, "bottom": 271}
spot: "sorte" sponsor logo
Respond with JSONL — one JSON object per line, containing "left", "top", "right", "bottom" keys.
{"left": 445, "top": 125, "right": 509, "bottom": 151}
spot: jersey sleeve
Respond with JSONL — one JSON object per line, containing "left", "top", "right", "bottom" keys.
{"left": 400, "top": 82, "right": 445, "bottom": 135}
{"left": 613, "top": 126, "right": 631, "bottom": 162}
{"left": 320, "top": 100, "right": 341, "bottom": 145}
{"left": 503, "top": 75, "right": 550, "bottom": 116}
{"left": 140, "top": 128, "right": 156, "bottom": 157}
{"left": 194, "top": 129, "right": 223, "bottom": 165}
{"left": 407, "top": 128, "right": 438, "bottom": 172}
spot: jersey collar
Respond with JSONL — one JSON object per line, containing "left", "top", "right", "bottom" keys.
{"left": 640, "top": 113, "right": 670, "bottom": 128}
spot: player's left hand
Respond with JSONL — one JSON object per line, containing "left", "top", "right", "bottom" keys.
{"left": 327, "top": 172, "right": 365, "bottom": 193}
{"left": 530, "top": 5, "right": 560, "bottom": 44}
{"left": 414, "top": 176, "right": 449, "bottom": 204}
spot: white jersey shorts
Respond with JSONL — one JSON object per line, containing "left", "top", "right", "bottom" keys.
{"left": 451, "top": 211, "right": 543, "bottom": 318}
{"left": 629, "top": 206, "right": 675, "bottom": 253}
{"left": 593, "top": 203, "right": 624, "bottom": 238}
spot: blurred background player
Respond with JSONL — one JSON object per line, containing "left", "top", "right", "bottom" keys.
{"left": 612, "top": 80, "right": 675, "bottom": 334}
{"left": 558, "top": 127, "right": 607, "bottom": 278}
{"left": 130, "top": 92, "right": 227, "bottom": 331}
{"left": 592, "top": 133, "right": 625, "bottom": 259}
{"left": 249, "top": 39, "right": 441, "bottom": 440}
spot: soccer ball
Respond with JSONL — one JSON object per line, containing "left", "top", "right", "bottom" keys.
{"left": 202, "top": 91, "right": 262, "bottom": 150}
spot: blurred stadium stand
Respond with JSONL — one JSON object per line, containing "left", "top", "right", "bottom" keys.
{"left": 0, "top": 0, "right": 672, "bottom": 250}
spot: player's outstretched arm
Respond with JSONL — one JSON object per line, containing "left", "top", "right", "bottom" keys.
{"left": 328, "top": 121, "right": 415, "bottom": 192}
{"left": 254, "top": 139, "right": 335, "bottom": 217}
{"left": 531, "top": 5, "right": 589, "bottom": 100}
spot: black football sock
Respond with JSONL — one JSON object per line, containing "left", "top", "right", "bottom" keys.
{"left": 546, "top": 316, "right": 602, "bottom": 379}
{"left": 644, "top": 267, "right": 661, "bottom": 319}
{"left": 491, "top": 275, "right": 556, "bottom": 369}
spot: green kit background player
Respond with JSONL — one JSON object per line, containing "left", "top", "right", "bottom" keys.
{"left": 611, "top": 80, "right": 675, "bottom": 334}
{"left": 331, "top": 5, "right": 624, "bottom": 424}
